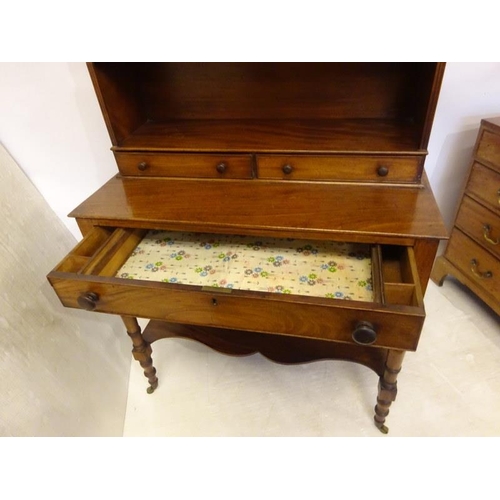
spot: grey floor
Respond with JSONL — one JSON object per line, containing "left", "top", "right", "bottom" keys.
{"left": 123, "top": 279, "right": 500, "bottom": 436}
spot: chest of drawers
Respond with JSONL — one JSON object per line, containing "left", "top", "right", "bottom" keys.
{"left": 47, "top": 63, "right": 447, "bottom": 433}
{"left": 432, "top": 118, "right": 500, "bottom": 315}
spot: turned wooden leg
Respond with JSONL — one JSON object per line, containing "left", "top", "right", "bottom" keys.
{"left": 122, "top": 316, "right": 159, "bottom": 394}
{"left": 374, "top": 349, "right": 405, "bottom": 434}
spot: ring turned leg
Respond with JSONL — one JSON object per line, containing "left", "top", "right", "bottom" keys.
{"left": 122, "top": 316, "right": 159, "bottom": 394}
{"left": 374, "top": 349, "right": 405, "bottom": 434}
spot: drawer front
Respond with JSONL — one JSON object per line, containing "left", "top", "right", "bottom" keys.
{"left": 49, "top": 277, "right": 424, "bottom": 351}
{"left": 47, "top": 228, "right": 426, "bottom": 351}
{"left": 256, "top": 155, "right": 422, "bottom": 182}
{"left": 115, "top": 152, "right": 253, "bottom": 179}
{"left": 466, "top": 162, "right": 500, "bottom": 214}
{"left": 445, "top": 229, "right": 500, "bottom": 298}
{"left": 455, "top": 196, "right": 500, "bottom": 259}
{"left": 476, "top": 130, "right": 500, "bottom": 173}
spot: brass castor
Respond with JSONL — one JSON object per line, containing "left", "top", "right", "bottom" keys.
{"left": 147, "top": 382, "right": 158, "bottom": 394}
{"left": 374, "top": 418, "right": 389, "bottom": 434}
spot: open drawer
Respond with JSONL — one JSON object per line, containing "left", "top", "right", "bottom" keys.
{"left": 47, "top": 227, "right": 426, "bottom": 351}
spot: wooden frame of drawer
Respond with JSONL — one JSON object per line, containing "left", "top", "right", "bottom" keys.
{"left": 466, "top": 162, "right": 500, "bottom": 214}
{"left": 47, "top": 227, "right": 426, "bottom": 351}
{"left": 445, "top": 228, "right": 500, "bottom": 298}
{"left": 455, "top": 195, "right": 500, "bottom": 259}
{"left": 114, "top": 152, "right": 253, "bottom": 179}
{"left": 256, "top": 155, "right": 423, "bottom": 183}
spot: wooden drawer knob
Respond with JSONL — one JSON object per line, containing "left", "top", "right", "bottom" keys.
{"left": 216, "top": 162, "right": 227, "bottom": 174}
{"left": 282, "top": 164, "right": 293, "bottom": 175}
{"left": 377, "top": 165, "right": 389, "bottom": 177}
{"left": 137, "top": 162, "right": 148, "bottom": 171}
{"left": 352, "top": 321, "right": 377, "bottom": 345}
{"left": 77, "top": 292, "right": 99, "bottom": 311}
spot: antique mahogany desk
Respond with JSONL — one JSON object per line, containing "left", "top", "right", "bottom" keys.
{"left": 48, "top": 63, "right": 447, "bottom": 433}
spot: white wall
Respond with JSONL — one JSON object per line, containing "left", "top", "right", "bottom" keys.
{"left": 0, "top": 63, "right": 117, "bottom": 239}
{"left": 426, "top": 63, "right": 500, "bottom": 228}
{"left": 2, "top": 62, "right": 500, "bottom": 240}
{"left": 0, "top": 145, "right": 131, "bottom": 436}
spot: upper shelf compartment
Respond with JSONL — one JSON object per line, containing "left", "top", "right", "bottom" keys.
{"left": 88, "top": 62, "right": 445, "bottom": 154}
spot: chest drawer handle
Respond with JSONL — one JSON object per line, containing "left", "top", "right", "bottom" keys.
{"left": 137, "top": 162, "right": 148, "bottom": 171}
{"left": 282, "top": 164, "right": 293, "bottom": 175}
{"left": 216, "top": 162, "right": 227, "bottom": 174}
{"left": 470, "top": 259, "right": 493, "bottom": 279}
{"left": 352, "top": 321, "right": 377, "bottom": 345}
{"left": 483, "top": 224, "right": 500, "bottom": 245}
{"left": 77, "top": 292, "right": 100, "bottom": 311}
{"left": 497, "top": 189, "right": 500, "bottom": 204}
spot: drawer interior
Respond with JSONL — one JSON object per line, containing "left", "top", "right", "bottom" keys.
{"left": 53, "top": 227, "right": 423, "bottom": 310}
{"left": 114, "top": 230, "right": 376, "bottom": 302}
{"left": 380, "top": 245, "right": 422, "bottom": 306}
{"left": 53, "top": 227, "right": 146, "bottom": 275}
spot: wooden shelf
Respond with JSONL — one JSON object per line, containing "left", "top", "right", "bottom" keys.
{"left": 115, "top": 118, "right": 423, "bottom": 154}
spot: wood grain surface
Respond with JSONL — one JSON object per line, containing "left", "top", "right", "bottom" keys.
{"left": 69, "top": 173, "right": 447, "bottom": 244}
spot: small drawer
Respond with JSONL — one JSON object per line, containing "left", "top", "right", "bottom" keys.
{"left": 445, "top": 229, "right": 500, "bottom": 298}
{"left": 466, "top": 162, "right": 500, "bottom": 213}
{"left": 455, "top": 196, "right": 500, "bottom": 259}
{"left": 256, "top": 155, "right": 422, "bottom": 183}
{"left": 476, "top": 129, "right": 500, "bottom": 173}
{"left": 114, "top": 152, "right": 253, "bottom": 179}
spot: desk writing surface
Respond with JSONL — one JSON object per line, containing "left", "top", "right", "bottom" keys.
{"left": 70, "top": 174, "right": 447, "bottom": 244}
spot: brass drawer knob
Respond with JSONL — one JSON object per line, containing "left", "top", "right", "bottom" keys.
{"left": 483, "top": 224, "right": 500, "bottom": 245}
{"left": 470, "top": 259, "right": 493, "bottom": 279}
{"left": 282, "top": 164, "right": 293, "bottom": 175}
{"left": 77, "top": 292, "right": 100, "bottom": 311}
{"left": 216, "top": 162, "right": 227, "bottom": 174}
{"left": 377, "top": 165, "right": 389, "bottom": 177}
{"left": 137, "top": 162, "right": 148, "bottom": 171}
{"left": 352, "top": 321, "right": 377, "bottom": 345}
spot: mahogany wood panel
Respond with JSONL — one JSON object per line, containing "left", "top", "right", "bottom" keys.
{"left": 68, "top": 174, "right": 447, "bottom": 244}
{"left": 413, "top": 238, "right": 440, "bottom": 294}
{"left": 456, "top": 195, "right": 500, "bottom": 259}
{"left": 115, "top": 119, "right": 422, "bottom": 153}
{"left": 47, "top": 274, "right": 425, "bottom": 351}
{"left": 135, "top": 63, "right": 432, "bottom": 122}
{"left": 114, "top": 152, "right": 253, "bottom": 179}
{"left": 417, "top": 62, "right": 446, "bottom": 150}
{"left": 256, "top": 155, "right": 422, "bottom": 183}
{"left": 466, "top": 163, "right": 500, "bottom": 214}
{"left": 142, "top": 320, "right": 389, "bottom": 376}
{"left": 76, "top": 218, "right": 95, "bottom": 237}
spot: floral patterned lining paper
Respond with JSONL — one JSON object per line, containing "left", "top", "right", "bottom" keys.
{"left": 115, "top": 231, "right": 374, "bottom": 302}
